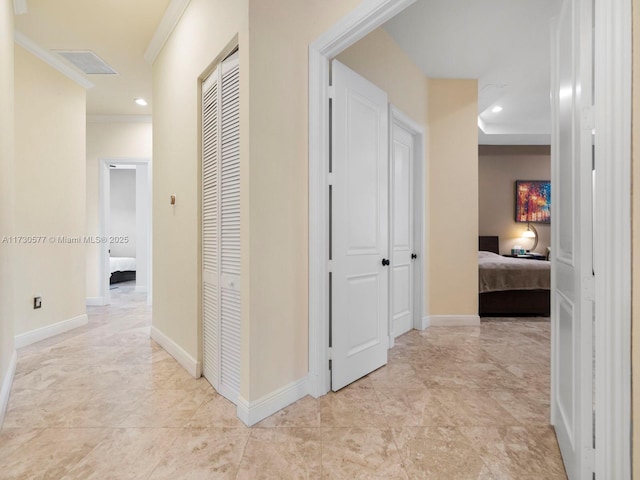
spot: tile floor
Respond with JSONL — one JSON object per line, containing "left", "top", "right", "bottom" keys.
{"left": 0, "top": 283, "right": 567, "bottom": 479}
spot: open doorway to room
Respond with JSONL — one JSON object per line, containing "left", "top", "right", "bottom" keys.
{"left": 98, "top": 159, "right": 152, "bottom": 306}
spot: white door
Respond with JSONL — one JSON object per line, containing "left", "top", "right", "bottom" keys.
{"left": 390, "top": 122, "right": 414, "bottom": 339}
{"left": 550, "top": 1, "right": 594, "bottom": 478}
{"left": 331, "top": 60, "right": 389, "bottom": 391}
{"left": 202, "top": 49, "right": 241, "bottom": 404}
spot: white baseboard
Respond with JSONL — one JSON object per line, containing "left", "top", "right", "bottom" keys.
{"left": 420, "top": 316, "right": 431, "bottom": 330}
{"left": 0, "top": 350, "right": 17, "bottom": 429}
{"left": 86, "top": 297, "right": 106, "bottom": 306}
{"left": 150, "top": 326, "right": 201, "bottom": 378}
{"left": 426, "top": 315, "right": 480, "bottom": 327}
{"left": 14, "top": 314, "right": 89, "bottom": 349}
{"left": 236, "top": 375, "right": 309, "bottom": 427}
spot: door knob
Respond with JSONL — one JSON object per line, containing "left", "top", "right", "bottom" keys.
{"left": 411, "top": 253, "right": 417, "bottom": 260}
{"left": 381, "top": 258, "right": 390, "bottom": 266}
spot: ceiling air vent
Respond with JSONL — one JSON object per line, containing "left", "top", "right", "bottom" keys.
{"left": 54, "top": 50, "right": 117, "bottom": 75}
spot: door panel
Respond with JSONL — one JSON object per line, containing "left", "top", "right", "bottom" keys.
{"left": 550, "top": 0, "right": 594, "bottom": 478}
{"left": 331, "top": 60, "right": 388, "bottom": 391}
{"left": 391, "top": 123, "right": 414, "bottom": 338}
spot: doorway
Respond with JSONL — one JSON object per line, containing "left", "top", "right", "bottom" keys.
{"left": 98, "top": 158, "right": 152, "bottom": 306}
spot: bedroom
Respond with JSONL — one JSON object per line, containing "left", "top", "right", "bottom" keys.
{"left": 478, "top": 145, "right": 551, "bottom": 317}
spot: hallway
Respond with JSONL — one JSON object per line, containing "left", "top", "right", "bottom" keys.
{"left": 0, "top": 287, "right": 566, "bottom": 479}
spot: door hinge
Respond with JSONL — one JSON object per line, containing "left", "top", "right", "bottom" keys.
{"left": 582, "top": 105, "right": 595, "bottom": 131}
{"left": 327, "top": 172, "right": 335, "bottom": 186}
{"left": 327, "top": 85, "right": 336, "bottom": 99}
{"left": 327, "top": 260, "right": 333, "bottom": 273}
{"left": 328, "top": 347, "right": 333, "bottom": 360}
{"left": 583, "top": 446, "right": 595, "bottom": 475}
{"left": 583, "top": 274, "right": 595, "bottom": 302}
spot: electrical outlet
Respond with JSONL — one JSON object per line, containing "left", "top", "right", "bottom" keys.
{"left": 33, "top": 297, "right": 42, "bottom": 309}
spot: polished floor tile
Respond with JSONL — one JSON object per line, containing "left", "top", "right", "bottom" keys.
{"left": 0, "top": 283, "right": 566, "bottom": 478}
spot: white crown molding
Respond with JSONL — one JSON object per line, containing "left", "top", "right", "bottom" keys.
{"left": 144, "top": 0, "right": 191, "bottom": 65}
{"left": 13, "top": 0, "right": 27, "bottom": 15}
{"left": 477, "top": 116, "right": 487, "bottom": 133}
{"left": 87, "top": 115, "right": 152, "bottom": 124}
{"left": 14, "top": 31, "right": 94, "bottom": 89}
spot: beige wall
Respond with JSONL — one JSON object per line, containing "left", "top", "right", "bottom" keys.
{"left": 13, "top": 46, "right": 86, "bottom": 336}
{"left": 85, "top": 121, "right": 152, "bottom": 298}
{"left": 336, "top": 27, "right": 429, "bottom": 126}
{"left": 428, "top": 79, "right": 479, "bottom": 316}
{"left": 245, "top": 0, "right": 366, "bottom": 400}
{"left": 479, "top": 146, "right": 551, "bottom": 255}
{"left": 152, "top": 0, "right": 249, "bottom": 380}
{"left": 153, "top": 0, "right": 365, "bottom": 401}
{"left": 632, "top": 0, "right": 639, "bottom": 475}
{"left": 0, "top": 0, "right": 15, "bottom": 421}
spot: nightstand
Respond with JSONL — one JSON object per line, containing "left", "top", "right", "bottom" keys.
{"left": 502, "top": 254, "right": 548, "bottom": 261}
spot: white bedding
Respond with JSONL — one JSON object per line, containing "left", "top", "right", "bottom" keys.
{"left": 110, "top": 256, "right": 136, "bottom": 274}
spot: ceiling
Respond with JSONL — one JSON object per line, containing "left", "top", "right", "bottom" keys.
{"left": 384, "top": 0, "right": 562, "bottom": 145}
{"left": 13, "top": 0, "right": 560, "bottom": 143}
{"left": 14, "top": 0, "right": 171, "bottom": 116}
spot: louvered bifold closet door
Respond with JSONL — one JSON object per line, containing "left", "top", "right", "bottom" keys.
{"left": 218, "top": 51, "right": 241, "bottom": 402}
{"left": 202, "top": 67, "right": 221, "bottom": 393}
{"left": 201, "top": 49, "right": 241, "bottom": 405}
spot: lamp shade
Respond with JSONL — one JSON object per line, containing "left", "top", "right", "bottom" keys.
{"left": 522, "top": 230, "right": 536, "bottom": 238}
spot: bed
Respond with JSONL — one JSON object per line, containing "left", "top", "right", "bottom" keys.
{"left": 478, "top": 236, "right": 550, "bottom": 316}
{"left": 110, "top": 256, "right": 136, "bottom": 285}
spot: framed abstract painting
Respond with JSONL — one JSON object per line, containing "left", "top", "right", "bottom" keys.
{"left": 515, "top": 180, "right": 551, "bottom": 224}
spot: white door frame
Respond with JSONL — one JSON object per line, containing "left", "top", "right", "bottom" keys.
{"left": 389, "top": 105, "right": 427, "bottom": 348}
{"left": 307, "top": 0, "right": 631, "bottom": 475}
{"left": 98, "top": 158, "right": 153, "bottom": 305}
{"left": 593, "top": 0, "right": 631, "bottom": 477}
{"left": 308, "top": 0, "right": 416, "bottom": 397}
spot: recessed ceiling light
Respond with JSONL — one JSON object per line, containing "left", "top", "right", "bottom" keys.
{"left": 491, "top": 106, "right": 503, "bottom": 113}
{"left": 135, "top": 98, "right": 148, "bottom": 106}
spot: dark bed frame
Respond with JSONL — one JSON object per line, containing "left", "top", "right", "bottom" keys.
{"left": 110, "top": 270, "right": 136, "bottom": 285}
{"left": 479, "top": 236, "right": 550, "bottom": 317}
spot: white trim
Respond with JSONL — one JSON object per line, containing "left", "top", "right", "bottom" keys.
{"left": 426, "top": 315, "right": 480, "bottom": 327}
{"left": 13, "top": 0, "right": 27, "bottom": 15}
{"left": 13, "top": 31, "right": 94, "bottom": 89}
{"left": 0, "top": 350, "right": 17, "bottom": 429}
{"left": 593, "top": 0, "right": 632, "bottom": 477}
{"left": 420, "top": 316, "right": 431, "bottom": 329}
{"left": 150, "top": 326, "right": 201, "bottom": 378}
{"left": 144, "top": 0, "right": 191, "bottom": 64}
{"left": 87, "top": 115, "right": 152, "bottom": 124}
{"left": 308, "top": 0, "right": 416, "bottom": 399}
{"left": 134, "top": 286, "right": 147, "bottom": 294}
{"left": 85, "top": 297, "right": 106, "bottom": 306}
{"left": 236, "top": 376, "right": 309, "bottom": 427}
{"left": 14, "top": 314, "right": 88, "bottom": 349}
